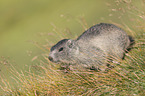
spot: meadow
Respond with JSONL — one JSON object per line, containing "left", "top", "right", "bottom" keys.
{"left": 0, "top": 0, "right": 145, "bottom": 95}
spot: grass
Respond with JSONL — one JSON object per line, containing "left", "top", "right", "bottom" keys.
{"left": 0, "top": 0, "right": 145, "bottom": 95}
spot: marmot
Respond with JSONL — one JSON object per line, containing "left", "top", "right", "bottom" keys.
{"left": 48, "top": 23, "right": 134, "bottom": 71}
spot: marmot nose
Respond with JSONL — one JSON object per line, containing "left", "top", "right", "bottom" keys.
{"left": 48, "top": 56, "right": 53, "bottom": 61}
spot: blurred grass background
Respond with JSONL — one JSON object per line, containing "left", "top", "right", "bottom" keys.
{"left": 0, "top": 0, "right": 144, "bottom": 95}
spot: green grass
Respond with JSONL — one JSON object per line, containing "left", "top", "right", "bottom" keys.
{"left": 0, "top": 0, "right": 145, "bottom": 95}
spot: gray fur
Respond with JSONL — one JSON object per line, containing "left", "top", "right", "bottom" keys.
{"left": 48, "top": 23, "right": 133, "bottom": 71}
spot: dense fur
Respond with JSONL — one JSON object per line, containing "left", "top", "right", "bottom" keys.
{"left": 48, "top": 23, "right": 133, "bottom": 71}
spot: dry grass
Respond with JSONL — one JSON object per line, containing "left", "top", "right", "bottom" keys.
{"left": 1, "top": 52, "right": 145, "bottom": 95}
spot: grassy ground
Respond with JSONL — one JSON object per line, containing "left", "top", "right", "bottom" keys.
{"left": 0, "top": 0, "right": 145, "bottom": 95}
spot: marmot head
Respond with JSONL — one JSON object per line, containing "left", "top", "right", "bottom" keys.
{"left": 48, "top": 39, "right": 78, "bottom": 64}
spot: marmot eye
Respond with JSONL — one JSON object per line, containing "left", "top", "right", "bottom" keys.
{"left": 59, "top": 47, "right": 63, "bottom": 52}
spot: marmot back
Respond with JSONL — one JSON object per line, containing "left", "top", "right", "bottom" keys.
{"left": 48, "top": 23, "right": 133, "bottom": 71}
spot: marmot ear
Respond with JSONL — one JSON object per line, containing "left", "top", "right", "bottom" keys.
{"left": 66, "top": 39, "right": 74, "bottom": 48}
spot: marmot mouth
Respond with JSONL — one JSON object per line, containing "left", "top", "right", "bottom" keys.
{"left": 54, "top": 61, "right": 61, "bottom": 64}
{"left": 48, "top": 56, "right": 60, "bottom": 64}
{"left": 50, "top": 60, "right": 61, "bottom": 64}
